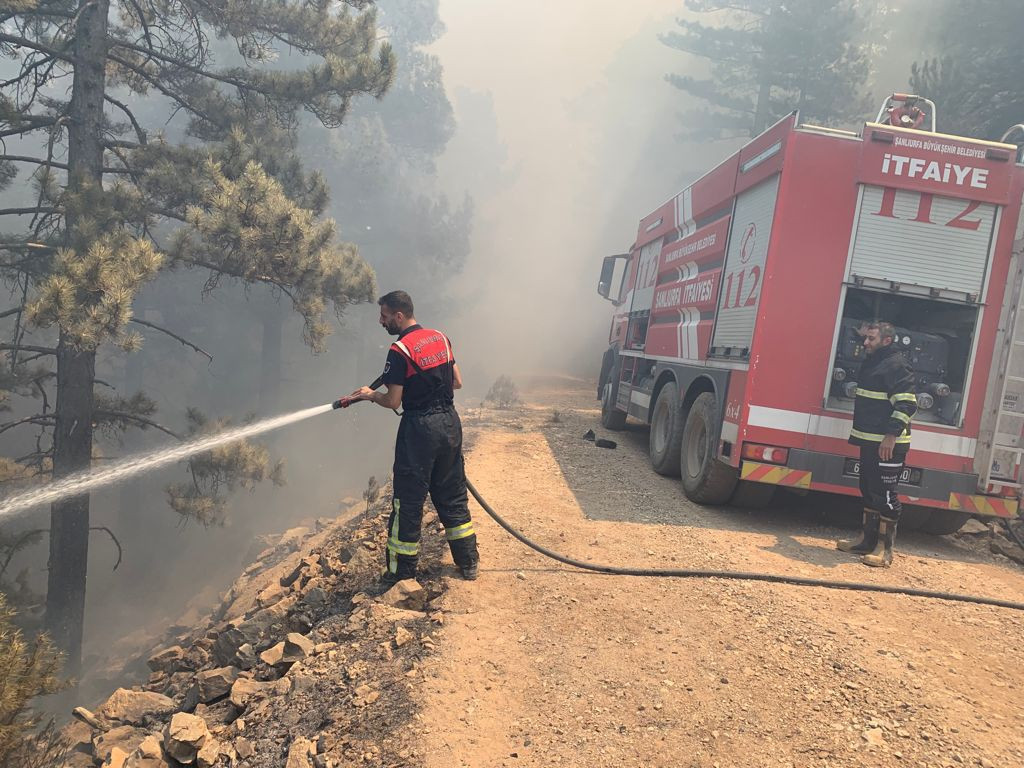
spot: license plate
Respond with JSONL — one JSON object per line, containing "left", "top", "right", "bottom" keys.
{"left": 843, "top": 458, "right": 923, "bottom": 486}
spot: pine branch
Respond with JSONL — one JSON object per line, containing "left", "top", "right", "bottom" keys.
{"left": 0, "top": 117, "right": 58, "bottom": 139}
{"left": 0, "top": 207, "right": 61, "bottom": 216}
{"left": 101, "top": 138, "right": 141, "bottom": 150}
{"left": 0, "top": 154, "right": 69, "bottom": 170}
{"left": 0, "top": 307, "right": 25, "bottom": 319}
{"left": 0, "top": 343, "right": 57, "bottom": 355}
{"left": 106, "top": 52, "right": 220, "bottom": 128}
{"left": 108, "top": 38, "right": 280, "bottom": 100}
{"left": 129, "top": 318, "right": 212, "bottom": 362}
{"left": 187, "top": 259, "right": 299, "bottom": 303}
{"left": 93, "top": 409, "right": 181, "bottom": 439}
{"left": 0, "top": 414, "right": 54, "bottom": 435}
{"left": 104, "top": 94, "right": 147, "bottom": 145}
{"left": 90, "top": 526, "right": 122, "bottom": 571}
{"left": 0, "top": 32, "right": 76, "bottom": 63}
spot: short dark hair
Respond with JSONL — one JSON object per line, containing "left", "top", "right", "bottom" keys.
{"left": 378, "top": 290, "right": 414, "bottom": 316}
{"left": 868, "top": 320, "right": 896, "bottom": 343}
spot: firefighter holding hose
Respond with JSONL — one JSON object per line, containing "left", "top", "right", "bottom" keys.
{"left": 344, "top": 291, "right": 480, "bottom": 585}
{"left": 837, "top": 321, "right": 918, "bottom": 567}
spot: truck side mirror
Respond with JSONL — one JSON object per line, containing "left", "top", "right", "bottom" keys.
{"left": 598, "top": 253, "right": 630, "bottom": 303}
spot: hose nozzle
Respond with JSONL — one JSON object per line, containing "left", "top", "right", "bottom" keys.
{"left": 333, "top": 375, "right": 385, "bottom": 411}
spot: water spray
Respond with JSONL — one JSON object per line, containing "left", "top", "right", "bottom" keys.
{"left": 2, "top": 377, "right": 1021, "bottom": 612}
{"left": 0, "top": 402, "right": 337, "bottom": 522}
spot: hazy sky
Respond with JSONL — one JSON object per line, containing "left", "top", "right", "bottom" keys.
{"left": 432, "top": 1, "right": 690, "bottom": 374}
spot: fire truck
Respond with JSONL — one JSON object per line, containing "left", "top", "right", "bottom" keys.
{"left": 596, "top": 95, "right": 1024, "bottom": 533}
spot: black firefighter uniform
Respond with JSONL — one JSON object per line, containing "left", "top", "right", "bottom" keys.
{"left": 848, "top": 343, "right": 918, "bottom": 520}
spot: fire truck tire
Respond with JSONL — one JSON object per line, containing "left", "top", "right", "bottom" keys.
{"left": 649, "top": 382, "right": 684, "bottom": 476}
{"left": 895, "top": 505, "right": 930, "bottom": 531}
{"left": 920, "top": 509, "right": 970, "bottom": 536}
{"left": 730, "top": 480, "right": 776, "bottom": 508}
{"left": 681, "top": 392, "right": 738, "bottom": 504}
{"left": 601, "top": 375, "right": 627, "bottom": 431}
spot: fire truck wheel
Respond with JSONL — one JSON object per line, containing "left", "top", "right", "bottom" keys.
{"left": 601, "top": 370, "right": 627, "bottom": 431}
{"left": 919, "top": 509, "right": 970, "bottom": 536}
{"left": 895, "top": 505, "right": 930, "bottom": 531}
{"left": 730, "top": 480, "right": 775, "bottom": 509}
{"left": 681, "top": 392, "right": 738, "bottom": 504}
{"left": 649, "top": 381, "right": 684, "bottom": 477}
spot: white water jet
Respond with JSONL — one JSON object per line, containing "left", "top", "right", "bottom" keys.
{"left": 0, "top": 403, "right": 335, "bottom": 522}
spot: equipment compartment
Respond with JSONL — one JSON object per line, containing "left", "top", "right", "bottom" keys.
{"left": 827, "top": 288, "right": 979, "bottom": 426}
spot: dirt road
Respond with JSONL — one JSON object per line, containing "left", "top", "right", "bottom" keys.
{"left": 413, "top": 376, "right": 1024, "bottom": 768}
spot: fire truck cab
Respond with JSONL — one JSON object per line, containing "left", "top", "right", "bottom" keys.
{"left": 597, "top": 95, "right": 1024, "bottom": 532}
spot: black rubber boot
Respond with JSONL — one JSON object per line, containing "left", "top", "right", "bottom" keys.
{"left": 837, "top": 511, "right": 880, "bottom": 554}
{"left": 861, "top": 517, "right": 897, "bottom": 567}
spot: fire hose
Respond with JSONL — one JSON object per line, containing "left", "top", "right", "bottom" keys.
{"left": 336, "top": 384, "right": 1024, "bottom": 612}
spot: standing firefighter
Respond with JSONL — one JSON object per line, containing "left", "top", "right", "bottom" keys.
{"left": 347, "top": 291, "right": 480, "bottom": 584}
{"left": 837, "top": 321, "right": 918, "bottom": 567}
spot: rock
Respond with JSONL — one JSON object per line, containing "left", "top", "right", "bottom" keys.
{"left": 124, "top": 733, "right": 167, "bottom": 768}
{"left": 279, "top": 526, "right": 311, "bottom": 551}
{"left": 283, "top": 632, "right": 315, "bottom": 662}
{"left": 63, "top": 719, "right": 94, "bottom": 756}
{"left": 281, "top": 561, "right": 305, "bottom": 588}
{"left": 194, "top": 700, "right": 239, "bottom": 728}
{"left": 257, "top": 581, "right": 286, "bottom": 607}
{"left": 196, "top": 736, "right": 221, "bottom": 768}
{"left": 366, "top": 603, "right": 425, "bottom": 625}
{"left": 260, "top": 641, "right": 286, "bottom": 666}
{"left": 863, "top": 728, "right": 885, "bottom": 747}
{"left": 235, "top": 737, "right": 254, "bottom": 759}
{"left": 103, "top": 747, "right": 130, "bottom": 768}
{"left": 197, "top": 666, "right": 240, "bottom": 703}
{"left": 72, "top": 705, "right": 105, "bottom": 730}
{"left": 958, "top": 518, "right": 990, "bottom": 534}
{"left": 229, "top": 677, "right": 272, "bottom": 710}
{"left": 62, "top": 752, "right": 96, "bottom": 768}
{"left": 147, "top": 646, "right": 186, "bottom": 673}
{"left": 289, "top": 672, "right": 315, "bottom": 694}
{"left": 990, "top": 534, "right": 1024, "bottom": 565}
{"left": 379, "top": 579, "right": 427, "bottom": 611}
{"left": 99, "top": 689, "right": 177, "bottom": 725}
{"left": 286, "top": 736, "right": 314, "bottom": 768}
{"left": 304, "top": 586, "right": 328, "bottom": 607}
{"left": 353, "top": 683, "right": 380, "bottom": 707}
{"left": 163, "top": 713, "right": 209, "bottom": 764}
{"left": 94, "top": 726, "right": 146, "bottom": 763}
{"left": 394, "top": 626, "right": 413, "bottom": 647}
{"left": 180, "top": 683, "right": 201, "bottom": 713}
{"left": 236, "top": 642, "right": 258, "bottom": 670}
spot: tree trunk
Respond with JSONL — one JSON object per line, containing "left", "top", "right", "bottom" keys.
{"left": 45, "top": 343, "right": 96, "bottom": 672}
{"left": 44, "top": 0, "right": 110, "bottom": 672}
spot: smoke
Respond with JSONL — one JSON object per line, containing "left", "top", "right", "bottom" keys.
{"left": 431, "top": 0, "right": 694, "bottom": 385}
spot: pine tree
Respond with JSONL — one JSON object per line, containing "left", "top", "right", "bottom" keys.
{"left": 661, "top": 0, "right": 874, "bottom": 139}
{"left": 909, "top": 1, "right": 1024, "bottom": 140}
{"left": 0, "top": 0, "right": 395, "bottom": 670}
{"left": 0, "top": 593, "right": 67, "bottom": 768}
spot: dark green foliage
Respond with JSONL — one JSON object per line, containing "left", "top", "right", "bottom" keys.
{"left": 0, "top": 0, "right": 395, "bottom": 668}
{"left": 662, "top": 0, "right": 875, "bottom": 139}
{"left": 909, "top": 1, "right": 1024, "bottom": 140}
{"left": 0, "top": 593, "right": 67, "bottom": 768}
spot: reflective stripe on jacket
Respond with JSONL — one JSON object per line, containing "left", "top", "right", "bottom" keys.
{"left": 850, "top": 345, "right": 917, "bottom": 446}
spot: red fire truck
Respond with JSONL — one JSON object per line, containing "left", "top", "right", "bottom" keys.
{"left": 596, "top": 95, "right": 1024, "bottom": 533}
